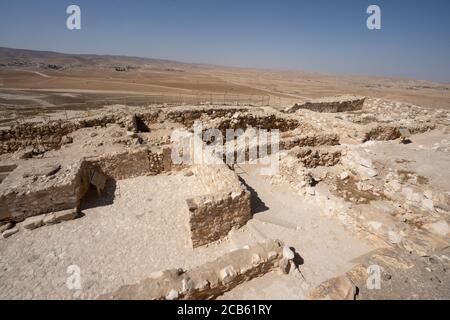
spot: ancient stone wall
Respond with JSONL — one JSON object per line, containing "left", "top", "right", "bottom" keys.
{"left": 281, "top": 133, "right": 340, "bottom": 149}
{"left": 98, "top": 239, "right": 284, "bottom": 300}
{"left": 216, "top": 113, "right": 299, "bottom": 134}
{"left": 187, "top": 161, "right": 251, "bottom": 248}
{"left": 187, "top": 192, "right": 251, "bottom": 248}
{"left": 164, "top": 107, "right": 248, "bottom": 127}
{"left": 0, "top": 147, "right": 169, "bottom": 222}
{"left": 1, "top": 121, "right": 77, "bottom": 154}
{"left": 362, "top": 123, "right": 436, "bottom": 142}
{"left": 0, "top": 107, "right": 252, "bottom": 154}
{"left": 85, "top": 147, "right": 166, "bottom": 180}
{"left": 0, "top": 160, "right": 90, "bottom": 221}
{"left": 285, "top": 96, "right": 365, "bottom": 114}
{"left": 0, "top": 113, "right": 127, "bottom": 154}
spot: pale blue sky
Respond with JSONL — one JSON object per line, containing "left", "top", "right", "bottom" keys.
{"left": 0, "top": 0, "right": 449, "bottom": 82}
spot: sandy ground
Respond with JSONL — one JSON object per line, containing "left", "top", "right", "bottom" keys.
{"left": 365, "top": 129, "right": 450, "bottom": 191}
{"left": 0, "top": 172, "right": 235, "bottom": 299}
{"left": 217, "top": 163, "right": 374, "bottom": 299}
{"left": 0, "top": 162, "right": 375, "bottom": 300}
{"left": 221, "top": 130, "right": 450, "bottom": 299}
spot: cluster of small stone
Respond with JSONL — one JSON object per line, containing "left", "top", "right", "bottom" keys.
{"left": 1, "top": 208, "right": 78, "bottom": 239}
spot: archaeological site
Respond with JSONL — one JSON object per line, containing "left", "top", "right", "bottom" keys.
{"left": 0, "top": 1, "right": 450, "bottom": 303}
{"left": 1, "top": 94, "right": 449, "bottom": 300}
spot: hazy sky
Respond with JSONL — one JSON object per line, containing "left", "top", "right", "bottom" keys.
{"left": 0, "top": 0, "right": 449, "bottom": 82}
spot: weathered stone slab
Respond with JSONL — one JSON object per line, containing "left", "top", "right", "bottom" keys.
{"left": 22, "top": 163, "right": 61, "bottom": 178}
{"left": 23, "top": 215, "right": 45, "bottom": 230}
{"left": 54, "top": 209, "right": 78, "bottom": 222}
{"left": 2, "top": 227, "right": 18, "bottom": 239}
{"left": 98, "top": 239, "right": 286, "bottom": 300}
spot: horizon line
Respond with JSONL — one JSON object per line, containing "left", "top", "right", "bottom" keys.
{"left": 1, "top": 45, "right": 449, "bottom": 85}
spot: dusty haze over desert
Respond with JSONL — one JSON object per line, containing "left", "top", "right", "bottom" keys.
{"left": 0, "top": 47, "right": 449, "bottom": 125}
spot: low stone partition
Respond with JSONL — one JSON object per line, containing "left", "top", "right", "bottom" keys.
{"left": 164, "top": 106, "right": 249, "bottom": 127}
{"left": 0, "top": 164, "right": 17, "bottom": 183}
{"left": 214, "top": 112, "right": 300, "bottom": 135}
{"left": 285, "top": 95, "right": 365, "bottom": 114}
{"left": 281, "top": 133, "right": 340, "bottom": 149}
{"left": 186, "top": 160, "right": 251, "bottom": 248}
{"left": 0, "top": 146, "right": 170, "bottom": 223}
{"left": 0, "top": 106, "right": 251, "bottom": 155}
{"left": 0, "top": 159, "right": 90, "bottom": 222}
{"left": 0, "top": 113, "right": 128, "bottom": 154}
{"left": 84, "top": 147, "right": 166, "bottom": 180}
{"left": 98, "top": 239, "right": 286, "bottom": 300}
{"left": 362, "top": 123, "right": 436, "bottom": 142}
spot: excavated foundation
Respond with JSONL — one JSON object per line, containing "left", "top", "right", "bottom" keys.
{"left": 1, "top": 100, "right": 448, "bottom": 300}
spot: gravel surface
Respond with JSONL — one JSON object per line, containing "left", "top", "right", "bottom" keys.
{"left": 0, "top": 172, "right": 233, "bottom": 299}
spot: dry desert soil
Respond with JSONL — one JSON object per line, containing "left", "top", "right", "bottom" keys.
{"left": 0, "top": 47, "right": 449, "bottom": 300}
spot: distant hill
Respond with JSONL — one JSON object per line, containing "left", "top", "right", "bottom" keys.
{"left": 0, "top": 46, "right": 448, "bottom": 109}
{"left": 0, "top": 47, "right": 184, "bottom": 71}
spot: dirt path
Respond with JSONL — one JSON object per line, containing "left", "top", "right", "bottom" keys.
{"left": 0, "top": 92, "right": 54, "bottom": 107}
{"left": 16, "top": 70, "right": 51, "bottom": 78}
{"left": 220, "top": 164, "right": 374, "bottom": 299}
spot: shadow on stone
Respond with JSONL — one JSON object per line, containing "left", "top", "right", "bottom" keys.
{"left": 237, "top": 175, "right": 269, "bottom": 215}
{"left": 290, "top": 246, "right": 305, "bottom": 268}
{"left": 80, "top": 178, "right": 117, "bottom": 210}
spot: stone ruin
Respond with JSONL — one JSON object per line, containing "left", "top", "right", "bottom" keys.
{"left": 1, "top": 96, "right": 449, "bottom": 300}
{"left": 284, "top": 95, "right": 365, "bottom": 114}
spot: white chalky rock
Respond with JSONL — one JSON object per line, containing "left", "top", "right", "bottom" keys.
{"left": 388, "top": 230, "right": 402, "bottom": 244}
{"left": 340, "top": 172, "right": 350, "bottom": 180}
{"left": 279, "top": 258, "right": 291, "bottom": 275}
{"left": 251, "top": 254, "right": 261, "bottom": 265}
{"left": 368, "top": 221, "right": 382, "bottom": 231}
{"left": 356, "top": 182, "right": 373, "bottom": 191}
{"left": 403, "top": 188, "right": 414, "bottom": 201}
{"left": 2, "top": 227, "right": 18, "bottom": 239}
{"left": 411, "top": 193, "right": 422, "bottom": 203}
{"left": 267, "top": 251, "right": 278, "bottom": 260}
{"left": 306, "top": 187, "right": 316, "bottom": 196}
{"left": 43, "top": 213, "right": 57, "bottom": 225}
{"left": 298, "top": 181, "right": 307, "bottom": 188}
{"left": 166, "top": 290, "right": 179, "bottom": 300}
{"left": 23, "top": 215, "right": 44, "bottom": 230}
{"left": 424, "top": 221, "right": 449, "bottom": 237}
{"left": 422, "top": 199, "right": 434, "bottom": 211}
{"left": 149, "top": 271, "right": 164, "bottom": 279}
{"left": 219, "top": 266, "right": 237, "bottom": 285}
{"left": 283, "top": 246, "right": 295, "bottom": 260}
{"left": 231, "top": 191, "right": 242, "bottom": 201}
{"left": 182, "top": 277, "right": 195, "bottom": 294}
{"left": 404, "top": 187, "right": 417, "bottom": 200}
{"left": 386, "top": 180, "right": 402, "bottom": 192}
{"left": 350, "top": 152, "right": 374, "bottom": 168}
{"left": 366, "top": 168, "right": 378, "bottom": 177}
{"left": 0, "top": 222, "right": 13, "bottom": 233}
{"left": 424, "top": 190, "right": 433, "bottom": 199}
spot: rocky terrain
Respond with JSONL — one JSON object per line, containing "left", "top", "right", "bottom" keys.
{"left": 0, "top": 93, "right": 449, "bottom": 300}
